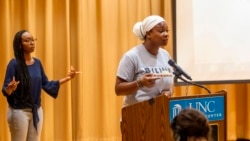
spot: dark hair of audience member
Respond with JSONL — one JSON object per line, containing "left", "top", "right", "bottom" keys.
{"left": 170, "top": 108, "right": 212, "bottom": 141}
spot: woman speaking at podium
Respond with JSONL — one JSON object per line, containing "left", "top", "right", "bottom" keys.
{"left": 115, "top": 15, "right": 174, "bottom": 108}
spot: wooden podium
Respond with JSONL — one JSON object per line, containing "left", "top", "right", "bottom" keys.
{"left": 121, "top": 90, "right": 227, "bottom": 141}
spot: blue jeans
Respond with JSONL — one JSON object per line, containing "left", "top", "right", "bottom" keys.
{"left": 7, "top": 107, "right": 43, "bottom": 141}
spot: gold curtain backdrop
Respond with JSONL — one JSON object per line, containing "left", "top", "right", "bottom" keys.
{"left": 0, "top": 0, "right": 249, "bottom": 140}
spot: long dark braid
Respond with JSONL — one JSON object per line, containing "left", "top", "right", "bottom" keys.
{"left": 13, "top": 30, "right": 32, "bottom": 104}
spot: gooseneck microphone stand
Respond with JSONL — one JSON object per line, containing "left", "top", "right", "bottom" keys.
{"left": 173, "top": 70, "right": 211, "bottom": 94}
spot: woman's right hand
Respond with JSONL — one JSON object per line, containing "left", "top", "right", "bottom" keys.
{"left": 140, "top": 73, "right": 160, "bottom": 88}
{"left": 6, "top": 77, "right": 20, "bottom": 95}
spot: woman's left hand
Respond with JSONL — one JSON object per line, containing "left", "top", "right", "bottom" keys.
{"left": 67, "top": 66, "right": 76, "bottom": 79}
{"left": 161, "top": 90, "right": 172, "bottom": 97}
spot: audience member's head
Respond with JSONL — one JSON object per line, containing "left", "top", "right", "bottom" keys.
{"left": 170, "top": 108, "right": 211, "bottom": 141}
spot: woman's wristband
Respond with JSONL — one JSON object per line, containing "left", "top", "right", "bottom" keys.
{"left": 136, "top": 78, "right": 143, "bottom": 88}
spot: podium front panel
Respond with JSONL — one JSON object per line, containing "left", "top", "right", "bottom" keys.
{"left": 121, "top": 91, "right": 227, "bottom": 141}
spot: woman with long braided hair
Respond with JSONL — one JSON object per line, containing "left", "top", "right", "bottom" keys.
{"left": 2, "top": 30, "right": 77, "bottom": 141}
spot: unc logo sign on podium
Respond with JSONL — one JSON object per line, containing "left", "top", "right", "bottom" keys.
{"left": 169, "top": 96, "right": 225, "bottom": 122}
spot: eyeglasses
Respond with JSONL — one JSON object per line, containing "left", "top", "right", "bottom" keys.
{"left": 22, "top": 38, "right": 37, "bottom": 43}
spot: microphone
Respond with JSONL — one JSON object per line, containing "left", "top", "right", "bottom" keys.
{"left": 168, "top": 59, "right": 211, "bottom": 94}
{"left": 168, "top": 59, "right": 192, "bottom": 80}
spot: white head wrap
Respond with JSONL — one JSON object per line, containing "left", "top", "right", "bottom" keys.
{"left": 133, "top": 15, "right": 165, "bottom": 40}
